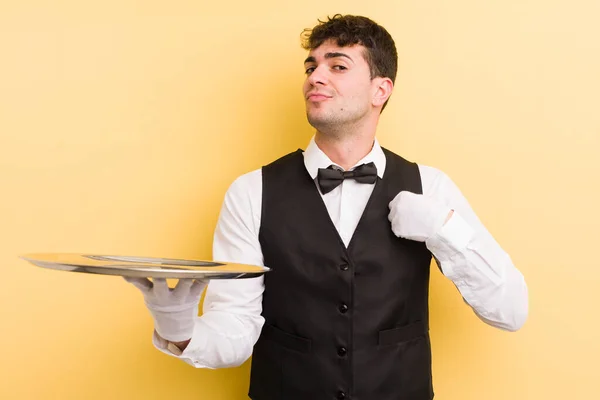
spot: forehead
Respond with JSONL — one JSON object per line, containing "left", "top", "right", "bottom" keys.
{"left": 306, "top": 40, "right": 367, "bottom": 63}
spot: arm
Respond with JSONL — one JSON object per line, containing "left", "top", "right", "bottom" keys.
{"left": 421, "top": 165, "right": 529, "bottom": 331}
{"left": 153, "top": 170, "right": 266, "bottom": 368}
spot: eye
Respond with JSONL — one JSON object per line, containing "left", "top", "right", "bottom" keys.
{"left": 305, "top": 66, "right": 316, "bottom": 74}
{"left": 333, "top": 65, "right": 347, "bottom": 71}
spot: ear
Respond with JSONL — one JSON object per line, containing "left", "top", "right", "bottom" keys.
{"left": 372, "top": 77, "right": 394, "bottom": 108}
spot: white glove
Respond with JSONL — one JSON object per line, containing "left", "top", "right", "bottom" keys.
{"left": 125, "top": 277, "right": 207, "bottom": 342}
{"left": 388, "top": 191, "right": 452, "bottom": 242}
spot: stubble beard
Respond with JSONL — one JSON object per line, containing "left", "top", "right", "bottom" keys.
{"left": 306, "top": 104, "right": 368, "bottom": 139}
{"left": 307, "top": 109, "right": 342, "bottom": 133}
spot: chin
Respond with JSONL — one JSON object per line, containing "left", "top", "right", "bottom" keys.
{"left": 306, "top": 113, "right": 331, "bottom": 129}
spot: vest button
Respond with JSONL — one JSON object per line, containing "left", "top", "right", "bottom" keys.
{"left": 337, "top": 346, "right": 347, "bottom": 357}
{"left": 339, "top": 264, "right": 349, "bottom": 271}
{"left": 339, "top": 304, "right": 348, "bottom": 313}
{"left": 337, "top": 390, "right": 346, "bottom": 399}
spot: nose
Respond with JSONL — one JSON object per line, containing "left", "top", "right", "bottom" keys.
{"left": 307, "top": 65, "right": 328, "bottom": 86}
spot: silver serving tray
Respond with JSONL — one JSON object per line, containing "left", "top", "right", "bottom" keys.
{"left": 21, "top": 253, "right": 269, "bottom": 279}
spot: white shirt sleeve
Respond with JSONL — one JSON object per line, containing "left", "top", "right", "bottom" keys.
{"left": 153, "top": 169, "right": 266, "bottom": 368}
{"left": 419, "top": 165, "right": 529, "bottom": 331}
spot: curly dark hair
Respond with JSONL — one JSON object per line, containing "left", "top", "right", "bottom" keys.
{"left": 301, "top": 15, "right": 398, "bottom": 106}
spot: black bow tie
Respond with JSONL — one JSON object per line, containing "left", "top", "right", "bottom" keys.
{"left": 317, "top": 162, "right": 378, "bottom": 194}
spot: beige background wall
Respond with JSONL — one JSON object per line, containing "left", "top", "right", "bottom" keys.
{"left": 1, "top": 1, "right": 599, "bottom": 399}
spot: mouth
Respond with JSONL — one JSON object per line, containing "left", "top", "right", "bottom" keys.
{"left": 306, "top": 93, "right": 332, "bottom": 102}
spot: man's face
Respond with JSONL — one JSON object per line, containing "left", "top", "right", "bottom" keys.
{"left": 302, "top": 39, "right": 379, "bottom": 131}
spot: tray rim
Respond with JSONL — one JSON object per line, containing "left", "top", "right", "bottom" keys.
{"left": 20, "top": 253, "right": 269, "bottom": 280}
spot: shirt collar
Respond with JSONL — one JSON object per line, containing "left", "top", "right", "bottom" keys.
{"left": 303, "top": 135, "right": 386, "bottom": 180}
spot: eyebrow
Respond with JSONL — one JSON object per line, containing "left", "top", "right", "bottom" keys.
{"left": 304, "top": 52, "right": 354, "bottom": 64}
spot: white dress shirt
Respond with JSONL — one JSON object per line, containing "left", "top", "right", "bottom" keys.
{"left": 153, "top": 137, "right": 529, "bottom": 369}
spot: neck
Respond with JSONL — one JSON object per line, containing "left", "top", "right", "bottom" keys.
{"left": 311, "top": 110, "right": 381, "bottom": 170}
{"left": 314, "top": 129, "right": 376, "bottom": 170}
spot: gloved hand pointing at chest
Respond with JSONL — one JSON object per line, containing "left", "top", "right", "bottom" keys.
{"left": 388, "top": 191, "right": 453, "bottom": 242}
{"left": 125, "top": 277, "right": 207, "bottom": 342}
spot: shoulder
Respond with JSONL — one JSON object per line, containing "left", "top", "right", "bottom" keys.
{"left": 218, "top": 168, "right": 263, "bottom": 233}
{"left": 381, "top": 147, "right": 416, "bottom": 165}
{"left": 263, "top": 149, "right": 304, "bottom": 170}
{"left": 416, "top": 164, "right": 463, "bottom": 200}
{"left": 224, "top": 148, "right": 303, "bottom": 201}
{"left": 226, "top": 168, "right": 262, "bottom": 201}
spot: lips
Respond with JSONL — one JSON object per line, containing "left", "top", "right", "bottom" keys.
{"left": 306, "top": 92, "right": 332, "bottom": 101}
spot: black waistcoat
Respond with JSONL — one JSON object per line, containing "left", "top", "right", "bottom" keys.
{"left": 249, "top": 148, "right": 434, "bottom": 400}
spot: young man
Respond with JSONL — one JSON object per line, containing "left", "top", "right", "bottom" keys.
{"left": 127, "top": 15, "right": 528, "bottom": 400}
